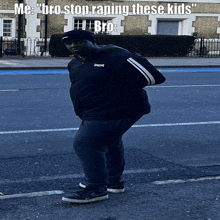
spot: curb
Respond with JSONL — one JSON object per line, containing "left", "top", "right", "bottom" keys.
{"left": 1, "top": 65, "right": 220, "bottom": 70}
{"left": 0, "top": 67, "right": 67, "bottom": 70}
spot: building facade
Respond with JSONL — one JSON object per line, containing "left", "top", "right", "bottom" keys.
{"left": 0, "top": 0, "right": 220, "bottom": 55}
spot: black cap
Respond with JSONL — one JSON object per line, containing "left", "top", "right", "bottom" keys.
{"left": 61, "top": 30, "right": 95, "bottom": 43}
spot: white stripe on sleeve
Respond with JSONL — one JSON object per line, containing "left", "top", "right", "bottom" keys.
{"left": 127, "top": 58, "right": 155, "bottom": 85}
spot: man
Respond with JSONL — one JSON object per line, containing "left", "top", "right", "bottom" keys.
{"left": 61, "top": 30, "right": 166, "bottom": 204}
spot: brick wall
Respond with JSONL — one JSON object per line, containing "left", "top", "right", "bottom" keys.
{"left": 43, "top": 0, "right": 218, "bottom": 37}
{"left": 0, "top": 13, "right": 16, "bottom": 18}
{"left": 193, "top": 16, "right": 220, "bottom": 38}
{"left": 122, "top": 16, "right": 150, "bottom": 35}
{"left": 38, "top": 14, "right": 67, "bottom": 38}
{"left": 1, "top": 0, "right": 220, "bottom": 38}
{"left": 192, "top": 3, "right": 220, "bottom": 13}
{"left": 0, "top": 0, "right": 17, "bottom": 10}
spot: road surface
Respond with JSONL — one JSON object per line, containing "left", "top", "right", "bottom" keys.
{"left": 0, "top": 68, "right": 220, "bottom": 220}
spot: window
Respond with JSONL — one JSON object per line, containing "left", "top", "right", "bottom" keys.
{"left": 0, "top": 18, "right": 15, "bottom": 37}
{"left": 3, "top": 20, "right": 13, "bottom": 36}
{"left": 64, "top": 13, "right": 124, "bottom": 35}
{"left": 148, "top": 14, "right": 196, "bottom": 36}
{"left": 157, "top": 21, "right": 179, "bottom": 35}
{"left": 74, "top": 19, "right": 83, "bottom": 30}
{"left": 74, "top": 19, "right": 110, "bottom": 33}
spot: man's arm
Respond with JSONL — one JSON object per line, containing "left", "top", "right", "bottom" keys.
{"left": 116, "top": 54, "right": 166, "bottom": 88}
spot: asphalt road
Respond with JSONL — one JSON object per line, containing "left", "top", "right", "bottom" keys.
{"left": 0, "top": 68, "right": 220, "bottom": 220}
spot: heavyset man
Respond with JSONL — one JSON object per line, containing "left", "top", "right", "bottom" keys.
{"left": 61, "top": 30, "right": 166, "bottom": 204}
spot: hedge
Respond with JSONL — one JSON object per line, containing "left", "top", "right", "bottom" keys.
{"left": 49, "top": 34, "right": 195, "bottom": 57}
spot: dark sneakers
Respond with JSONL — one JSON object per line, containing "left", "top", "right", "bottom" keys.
{"left": 62, "top": 182, "right": 125, "bottom": 204}
{"left": 107, "top": 182, "right": 125, "bottom": 193}
{"left": 79, "top": 181, "right": 125, "bottom": 194}
{"left": 62, "top": 188, "right": 108, "bottom": 204}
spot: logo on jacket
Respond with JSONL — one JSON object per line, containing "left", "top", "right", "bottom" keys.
{"left": 94, "top": 64, "right": 105, "bottom": 67}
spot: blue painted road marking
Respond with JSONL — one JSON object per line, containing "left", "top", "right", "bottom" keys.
{"left": 0, "top": 68, "right": 220, "bottom": 75}
{"left": 158, "top": 67, "right": 220, "bottom": 73}
{"left": 0, "top": 69, "right": 68, "bottom": 75}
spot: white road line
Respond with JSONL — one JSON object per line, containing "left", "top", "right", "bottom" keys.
{"left": 0, "top": 168, "right": 168, "bottom": 185}
{"left": 0, "top": 90, "right": 19, "bottom": 92}
{"left": 153, "top": 175, "right": 220, "bottom": 185}
{"left": 132, "top": 121, "right": 220, "bottom": 128}
{"left": 1, "top": 174, "right": 220, "bottom": 200}
{"left": 0, "top": 121, "right": 219, "bottom": 135}
{"left": 0, "top": 168, "right": 167, "bottom": 199}
{"left": 0, "top": 173, "right": 84, "bottom": 185}
{"left": 0, "top": 84, "right": 219, "bottom": 93}
{"left": 124, "top": 167, "right": 168, "bottom": 174}
{"left": 151, "top": 84, "right": 220, "bottom": 88}
{"left": 0, "top": 190, "right": 63, "bottom": 200}
{"left": 0, "top": 127, "right": 79, "bottom": 135}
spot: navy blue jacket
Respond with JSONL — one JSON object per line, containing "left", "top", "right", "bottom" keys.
{"left": 68, "top": 45, "right": 165, "bottom": 120}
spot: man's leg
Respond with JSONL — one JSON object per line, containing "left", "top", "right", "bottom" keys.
{"left": 106, "top": 116, "right": 143, "bottom": 190}
{"left": 73, "top": 120, "right": 109, "bottom": 189}
{"left": 62, "top": 120, "right": 111, "bottom": 203}
{"left": 75, "top": 116, "right": 142, "bottom": 189}
{"left": 62, "top": 117, "right": 142, "bottom": 203}
{"left": 106, "top": 138, "right": 125, "bottom": 186}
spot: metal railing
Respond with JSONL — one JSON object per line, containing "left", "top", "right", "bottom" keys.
{"left": 0, "top": 37, "right": 50, "bottom": 57}
{"left": 189, "top": 38, "right": 220, "bottom": 58}
{"left": 1, "top": 36, "right": 220, "bottom": 58}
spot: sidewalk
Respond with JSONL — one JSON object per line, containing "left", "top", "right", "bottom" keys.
{"left": 1, "top": 57, "right": 220, "bottom": 69}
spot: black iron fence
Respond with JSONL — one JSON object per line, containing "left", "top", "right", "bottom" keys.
{"left": 189, "top": 38, "right": 220, "bottom": 57}
{"left": 0, "top": 36, "right": 220, "bottom": 58}
{"left": 0, "top": 37, "right": 49, "bottom": 57}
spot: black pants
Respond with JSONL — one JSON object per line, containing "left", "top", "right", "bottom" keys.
{"left": 73, "top": 116, "right": 142, "bottom": 189}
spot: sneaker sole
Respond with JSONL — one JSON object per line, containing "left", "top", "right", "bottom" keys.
{"left": 62, "top": 195, "right": 109, "bottom": 204}
{"left": 79, "top": 183, "right": 125, "bottom": 193}
{"left": 107, "top": 188, "right": 125, "bottom": 193}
